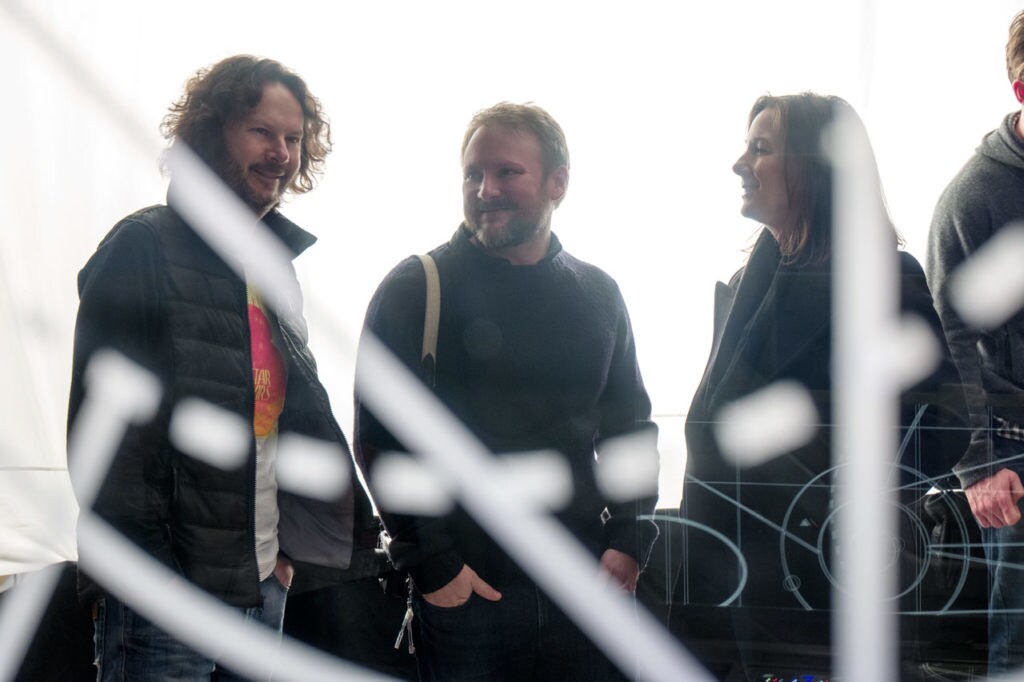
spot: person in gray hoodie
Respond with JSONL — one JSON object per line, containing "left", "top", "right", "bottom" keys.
{"left": 927, "top": 9, "right": 1024, "bottom": 674}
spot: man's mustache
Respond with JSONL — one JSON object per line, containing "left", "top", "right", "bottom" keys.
{"left": 252, "top": 163, "right": 287, "bottom": 177}
{"left": 476, "top": 200, "right": 516, "bottom": 212}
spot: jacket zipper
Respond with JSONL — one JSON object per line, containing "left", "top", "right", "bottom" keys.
{"left": 279, "top": 322, "right": 349, "bottom": 452}
{"left": 245, "top": 282, "right": 261, "bottom": 604}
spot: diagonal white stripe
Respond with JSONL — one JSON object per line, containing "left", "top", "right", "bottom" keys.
{"left": 356, "top": 332, "right": 709, "bottom": 682}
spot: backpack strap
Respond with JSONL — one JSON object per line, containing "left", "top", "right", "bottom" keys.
{"left": 416, "top": 254, "right": 440, "bottom": 387}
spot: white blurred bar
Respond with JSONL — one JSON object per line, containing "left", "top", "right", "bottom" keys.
{"left": 831, "top": 105, "right": 898, "bottom": 681}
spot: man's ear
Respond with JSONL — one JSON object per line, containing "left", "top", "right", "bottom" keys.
{"left": 549, "top": 165, "right": 569, "bottom": 205}
{"left": 1013, "top": 79, "right": 1024, "bottom": 104}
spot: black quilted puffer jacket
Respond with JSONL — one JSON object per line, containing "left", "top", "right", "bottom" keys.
{"left": 69, "top": 202, "right": 376, "bottom": 607}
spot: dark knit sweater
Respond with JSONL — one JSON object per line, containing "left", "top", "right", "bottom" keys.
{"left": 356, "top": 226, "right": 659, "bottom": 593}
{"left": 927, "top": 112, "right": 1024, "bottom": 487}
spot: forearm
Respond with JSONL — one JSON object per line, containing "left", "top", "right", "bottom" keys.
{"left": 927, "top": 215, "right": 998, "bottom": 485}
{"left": 354, "top": 433, "right": 464, "bottom": 593}
{"left": 604, "top": 494, "right": 660, "bottom": 568}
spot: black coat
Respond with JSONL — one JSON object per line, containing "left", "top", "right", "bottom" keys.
{"left": 69, "top": 204, "right": 377, "bottom": 607}
{"left": 679, "top": 230, "right": 969, "bottom": 612}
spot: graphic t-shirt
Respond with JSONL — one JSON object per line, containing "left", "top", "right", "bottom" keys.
{"left": 250, "top": 289, "right": 287, "bottom": 438}
{"left": 248, "top": 287, "right": 287, "bottom": 580}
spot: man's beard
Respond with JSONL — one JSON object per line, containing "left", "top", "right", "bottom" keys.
{"left": 468, "top": 201, "right": 551, "bottom": 250}
{"left": 216, "top": 154, "right": 282, "bottom": 216}
{"left": 470, "top": 218, "right": 536, "bottom": 250}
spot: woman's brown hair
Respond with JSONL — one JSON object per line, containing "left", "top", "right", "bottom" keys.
{"left": 749, "top": 93, "right": 900, "bottom": 265}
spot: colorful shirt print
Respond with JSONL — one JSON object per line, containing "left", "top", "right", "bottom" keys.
{"left": 248, "top": 288, "right": 287, "bottom": 438}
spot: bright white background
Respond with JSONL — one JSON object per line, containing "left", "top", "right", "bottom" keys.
{"left": 1, "top": 1, "right": 1021, "bottom": 570}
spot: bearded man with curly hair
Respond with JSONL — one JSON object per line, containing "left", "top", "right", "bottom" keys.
{"left": 68, "top": 55, "right": 382, "bottom": 680}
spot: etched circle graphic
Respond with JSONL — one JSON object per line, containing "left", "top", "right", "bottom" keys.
{"left": 779, "top": 462, "right": 972, "bottom": 613}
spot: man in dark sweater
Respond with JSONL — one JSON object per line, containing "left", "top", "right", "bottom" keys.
{"left": 355, "top": 102, "right": 659, "bottom": 681}
{"left": 926, "top": 10, "right": 1024, "bottom": 674}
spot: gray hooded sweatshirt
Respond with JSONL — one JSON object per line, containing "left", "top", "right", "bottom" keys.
{"left": 927, "top": 112, "right": 1024, "bottom": 488}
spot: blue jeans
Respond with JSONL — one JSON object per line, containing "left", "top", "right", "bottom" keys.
{"left": 983, "top": 520, "right": 1024, "bottom": 674}
{"left": 978, "top": 439, "right": 1024, "bottom": 675}
{"left": 94, "top": 573, "right": 288, "bottom": 681}
{"left": 412, "top": 584, "right": 620, "bottom": 681}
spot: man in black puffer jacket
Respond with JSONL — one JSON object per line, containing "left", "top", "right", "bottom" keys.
{"left": 67, "top": 55, "right": 392, "bottom": 680}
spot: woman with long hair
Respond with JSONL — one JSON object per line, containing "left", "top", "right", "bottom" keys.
{"left": 674, "top": 93, "right": 969, "bottom": 677}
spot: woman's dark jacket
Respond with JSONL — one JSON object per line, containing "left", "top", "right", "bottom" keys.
{"left": 679, "top": 230, "right": 969, "bottom": 612}
{"left": 68, "top": 204, "right": 378, "bottom": 607}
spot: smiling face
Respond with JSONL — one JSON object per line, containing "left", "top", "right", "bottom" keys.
{"left": 220, "top": 81, "right": 304, "bottom": 217}
{"left": 732, "top": 108, "right": 794, "bottom": 238}
{"left": 461, "top": 125, "right": 568, "bottom": 264}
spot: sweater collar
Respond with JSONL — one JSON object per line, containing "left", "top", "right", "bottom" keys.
{"left": 450, "top": 223, "right": 563, "bottom": 266}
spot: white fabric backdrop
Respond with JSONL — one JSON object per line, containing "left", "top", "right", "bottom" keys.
{"left": 0, "top": 0, "right": 1019, "bottom": 573}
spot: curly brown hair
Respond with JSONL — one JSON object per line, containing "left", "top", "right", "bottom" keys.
{"left": 161, "top": 55, "right": 331, "bottom": 194}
